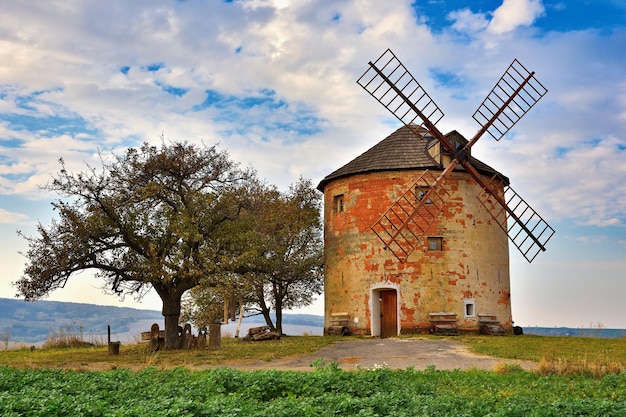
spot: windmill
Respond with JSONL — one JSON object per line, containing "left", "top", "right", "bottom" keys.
{"left": 357, "top": 49, "right": 554, "bottom": 263}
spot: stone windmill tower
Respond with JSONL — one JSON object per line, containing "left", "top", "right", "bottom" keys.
{"left": 318, "top": 50, "right": 554, "bottom": 337}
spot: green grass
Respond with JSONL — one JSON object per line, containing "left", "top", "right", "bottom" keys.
{"left": 1, "top": 335, "right": 625, "bottom": 415}
{"left": 463, "top": 335, "right": 626, "bottom": 363}
{"left": 0, "top": 336, "right": 341, "bottom": 370}
{"left": 464, "top": 334, "right": 626, "bottom": 377}
{"left": 2, "top": 334, "right": 625, "bottom": 375}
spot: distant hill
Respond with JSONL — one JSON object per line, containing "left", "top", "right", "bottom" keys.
{"left": 522, "top": 326, "right": 626, "bottom": 338}
{"left": 0, "top": 298, "right": 325, "bottom": 344}
{"left": 0, "top": 298, "right": 163, "bottom": 344}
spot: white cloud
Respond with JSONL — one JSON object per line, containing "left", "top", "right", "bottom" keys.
{"left": 487, "top": 0, "right": 545, "bottom": 34}
{"left": 448, "top": 8, "right": 489, "bottom": 34}
{"left": 0, "top": 0, "right": 624, "bottom": 326}
{"left": 0, "top": 208, "right": 30, "bottom": 224}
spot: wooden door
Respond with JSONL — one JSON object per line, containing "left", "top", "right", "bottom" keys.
{"left": 379, "top": 290, "right": 397, "bottom": 338}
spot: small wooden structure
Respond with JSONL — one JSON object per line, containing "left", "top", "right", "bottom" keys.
{"left": 429, "top": 312, "right": 458, "bottom": 335}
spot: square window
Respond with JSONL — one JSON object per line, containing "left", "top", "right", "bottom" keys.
{"left": 415, "top": 185, "right": 432, "bottom": 204}
{"left": 333, "top": 194, "right": 344, "bottom": 213}
{"left": 427, "top": 236, "right": 443, "bottom": 251}
{"left": 464, "top": 299, "right": 476, "bottom": 318}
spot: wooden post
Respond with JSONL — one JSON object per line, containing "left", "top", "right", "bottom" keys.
{"left": 208, "top": 323, "right": 221, "bottom": 350}
{"left": 108, "top": 341, "right": 120, "bottom": 355}
{"left": 107, "top": 325, "right": 120, "bottom": 355}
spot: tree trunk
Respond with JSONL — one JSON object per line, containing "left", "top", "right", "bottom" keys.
{"left": 260, "top": 308, "right": 275, "bottom": 331}
{"left": 275, "top": 299, "right": 283, "bottom": 336}
{"left": 256, "top": 287, "right": 276, "bottom": 331}
{"left": 235, "top": 302, "right": 245, "bottom": 338}
{"left": 161, "top": 293, "right": 183, "bottom": 350}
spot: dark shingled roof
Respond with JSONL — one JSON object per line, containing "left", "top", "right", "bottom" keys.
{"left": 317, "top": 125, "right": 508, "bottom": 191}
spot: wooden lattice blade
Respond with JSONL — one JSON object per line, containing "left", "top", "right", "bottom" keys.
{"left": 472, "top": 59, "right": 547, "bottom": 142}
{"left": 477, "top": 176, "right": 555, "bottom": 263}
{"left": 357, "top": 49, "right": 444, "bottom": 138}
{"left": 371, "top": 171, "right": 450, "bottom": 262}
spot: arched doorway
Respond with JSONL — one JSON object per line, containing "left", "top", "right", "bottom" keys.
{"left": 370, "top": 284, "right": 400, "bottom": 338}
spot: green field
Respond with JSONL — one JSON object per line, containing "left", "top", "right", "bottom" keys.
{"left": 1, "top": 335, "right": 625, "bottom": 416}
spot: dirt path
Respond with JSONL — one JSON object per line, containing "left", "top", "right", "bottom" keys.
{"left": 225, "top": 338, "right": 535, "bottom": 372}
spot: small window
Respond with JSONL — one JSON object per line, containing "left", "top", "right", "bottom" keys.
{"left": 464, "top": 299, "right": 476, "bottom": 318}
{"left": 427, "top": 236, "right": 443, "bottom": 251}
{"left": 416, "top": 185, "right": 432, "bottom": 204}
{"left": 333, "top": 194, "right": 344, "bottom": 213}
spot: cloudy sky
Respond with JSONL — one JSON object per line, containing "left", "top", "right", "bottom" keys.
{"left": 1, "top": 0, "right": 624, "bottom": 328}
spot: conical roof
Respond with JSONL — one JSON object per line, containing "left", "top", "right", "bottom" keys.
{"left": 317, "top": 125, "right": 508, "bottom": 191}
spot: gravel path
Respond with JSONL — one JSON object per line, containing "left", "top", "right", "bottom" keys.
{"left": 226, "top": 338, "right": 535, "bottom": 371}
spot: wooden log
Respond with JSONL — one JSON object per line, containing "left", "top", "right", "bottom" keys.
{"left": 252, "top": 331, "right": 280, "bottom": 341}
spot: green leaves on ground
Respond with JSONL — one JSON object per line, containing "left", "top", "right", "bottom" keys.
{"left": 1, "top": 366, "right": 624, "bottom": 416}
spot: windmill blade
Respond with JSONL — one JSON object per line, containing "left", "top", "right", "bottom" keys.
{"left": 371, "top": 170, "right": 450, "bottom": 262}
{"left": 472, "top": 59, "right": 547, "bottom": 142}
{"left": 477, "top": 175, "right": 555, "bottom": 263}
{"left": 357, "top": 49, "right": 445, "bottom": 140}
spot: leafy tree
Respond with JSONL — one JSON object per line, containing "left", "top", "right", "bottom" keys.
{"left": 185, "top": 178, "right": 324, "bottom": 335}
{"left": 14, "top": 141, "right": 252, "bottom": 349}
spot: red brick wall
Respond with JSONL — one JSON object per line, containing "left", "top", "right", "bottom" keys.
{"left": 322, "top": 169, "right": 512, "bottom": 336}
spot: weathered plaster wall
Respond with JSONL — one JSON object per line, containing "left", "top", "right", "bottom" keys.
{"left": 323, "top": 169, "right": 512, "bottom": 336}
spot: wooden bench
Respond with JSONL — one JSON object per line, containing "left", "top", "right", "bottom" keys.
{"left": 141, "top": 323, "right": 166, "bottom": 351}
{"left": 478, "top": 314, "right": 499, "bottom": 324}
{"left": 141, "top": 330, "right": 165, "bottom": 342}
{"left": 429, "top": 312, "right": 458, "bottom": 335}
{"left": 479, "top": 314, "right": 506, "bottom": 335}
{"left": 328, "top": 312, "right": 350, "bottom": 336}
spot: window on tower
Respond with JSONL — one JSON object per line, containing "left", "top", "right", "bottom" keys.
{"left": 427, "top": 236, "right": 443, "bottom": 251}
{"left": 333, "top": 194, "right": 344, "bottom": 213}
{"left": 415, "top": 185, "right": 432, "bottom": 204}
{"left": 464, "top": 299, "right": 476, "bottom": 318}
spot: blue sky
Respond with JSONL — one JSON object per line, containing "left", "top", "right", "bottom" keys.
{"left": 0, "top": 0, "right": 624, "bottom": 328}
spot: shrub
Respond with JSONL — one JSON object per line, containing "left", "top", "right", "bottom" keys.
{"left": 42, "top": 324, "right": 102, "bottom": 349}
{"left": 536, "top": 357, "right": 624, "bottom": 378}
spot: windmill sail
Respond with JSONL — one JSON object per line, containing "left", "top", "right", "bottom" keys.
{"left": 358, "top": 49, "right": 554, "bottom": 263}
{"left": 472, "top": 59, "right": 547, "bottom": 142}
{"left": 477, "top": 176, "right": 555, "bottom": 262}
{"left": 357, "top": 49, "right": 444, "bottom": 139}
